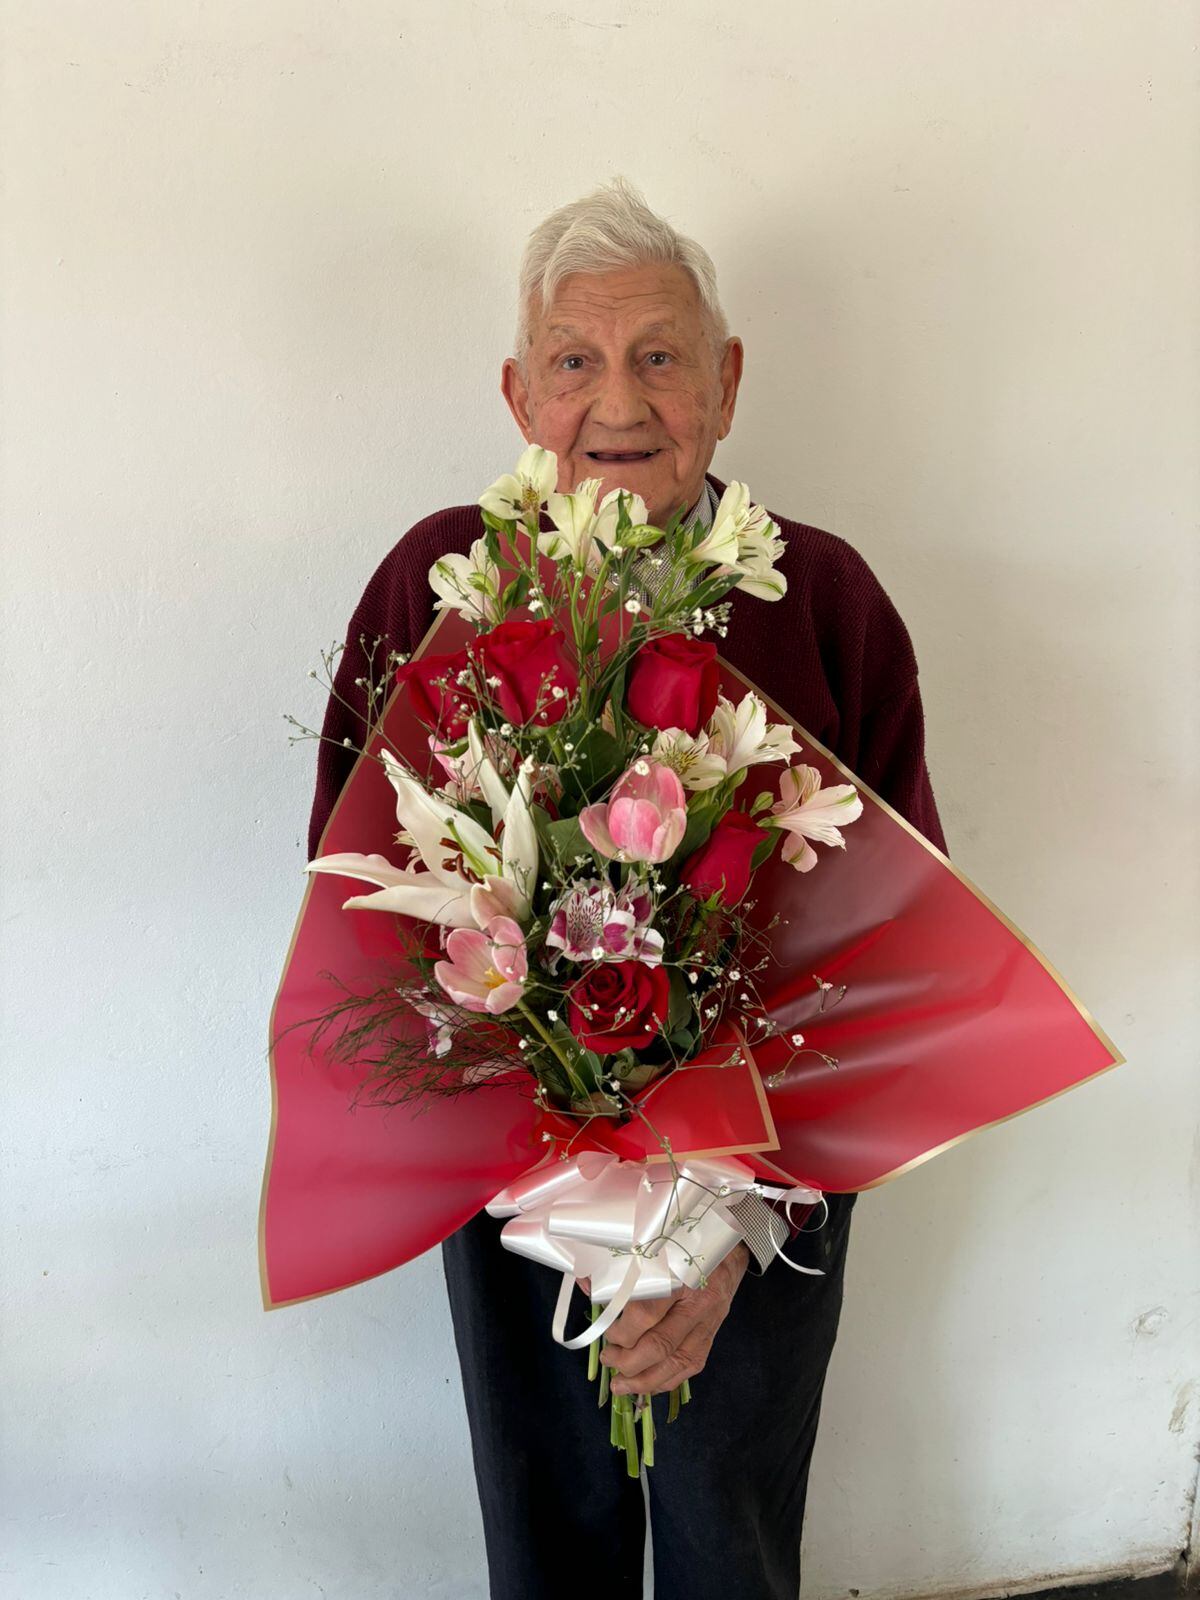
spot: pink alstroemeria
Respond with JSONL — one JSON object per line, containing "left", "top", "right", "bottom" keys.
{"left": 434, "top": 915, "right": 528, "bottom": 1014}
{"left": 579, "top": 761, "right": 688, "bottom": 865}
{"left": 769, "top": 764, "right": 864, "bottom": 873}
{"left": 544, "top": 878, "right": 664, "bottom": 968}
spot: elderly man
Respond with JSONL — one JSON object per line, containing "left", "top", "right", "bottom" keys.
{"left": 308, "top": 179, "right": 945, "bottom": 1600}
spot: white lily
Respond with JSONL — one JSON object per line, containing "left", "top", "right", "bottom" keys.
{"left": 302, "top": 850, "right": 480, "bottom": 927}
{"left": 465, "top": 717, "right": 512, "bottom": 825}
{"left": 428, "top": 538, "right": 501, "bottom": 624}
{"left": 707, "top": 692, "right": 801, "bottom": 776}
{"left": 305, "top": 747, "right": 540, "bottom": 926}
{"left": 478, "top": 444, "right": 558, "bottom": 527}
{"left": 542, "top": 477, "right": 602, "bottom": 565}
{"left": 768, "top": 763, "right": 864, "bottom": 873}
{"left": 650, "top": 726, "right": 727, "bottom": 792}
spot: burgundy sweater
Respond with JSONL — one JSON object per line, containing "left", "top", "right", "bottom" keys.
{"left": 306, "top": 473, "right": 946, "bottom": 860}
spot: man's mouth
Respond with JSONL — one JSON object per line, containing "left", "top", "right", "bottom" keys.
{"left": 586, "top": 450, "right": 660, "bottom": 464}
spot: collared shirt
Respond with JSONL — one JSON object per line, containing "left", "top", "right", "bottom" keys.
{"left": 629, "top": 478, "right": 721, "bottom": 607}
{"left": 684, "top": 479, "right": 720, "bottom": 531}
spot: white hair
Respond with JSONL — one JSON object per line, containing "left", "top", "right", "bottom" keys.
{"left": 513, "top": 176, "right": 730, "bottom": 368}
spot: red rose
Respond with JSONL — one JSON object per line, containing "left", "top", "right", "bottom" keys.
{"left": 567, "top": 961, "right": 671, "bottom": 1053}
{"left": 396, "top": 649, "right": 475, "bottom": 739}
{"left": 471, "top": 619, "right": 577, "bottom": 726}
{"left": 625, "top": 634, "right": 719, "bottom": 735}
{"left": 680, "top": 810, "right": 763, "bottom": 906}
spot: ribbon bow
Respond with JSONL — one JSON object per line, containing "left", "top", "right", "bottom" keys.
{"left": 487, "top": 1153, "right": 823, "bottom": 1349}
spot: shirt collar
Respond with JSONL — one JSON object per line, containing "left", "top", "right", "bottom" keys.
{"left": 683, "top": 479, "right": 719, "bottom": 529}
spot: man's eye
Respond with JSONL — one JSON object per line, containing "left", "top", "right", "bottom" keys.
{"left": 646, "top": 351, "right": 672, "bottom": 367}
{"left": 560, "top": 355, "right": 585, "bottom": 371}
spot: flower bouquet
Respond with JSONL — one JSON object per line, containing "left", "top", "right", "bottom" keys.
{"left": 261, "top": 448, "right": 1121, "bottom": 1474}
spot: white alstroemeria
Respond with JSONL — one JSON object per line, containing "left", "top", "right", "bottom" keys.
{"left": 768, "top": 763, "right": 864, "bottom": 873}
{"left": 686, "top": 483, "right": 787, "bottom": 601}
{"left": 707, "top": 692, "right": 801, "bottom": 776}
{"left": 650, "top": 726, "right": 727, "bottom": 792}
{"left": 730, "top": 506, "right": 787, "bottom": 600}
{"left": 685, "top": 479, "right": 751, "bottom": 567}
{"left": 478, "top": 444, "right": 558, "bottom": 526}
{"left": 592, "top": 486, "right": 648, "bottom": 548}
{"left": 542, "top": 477, "right": 602, "bottom": 565}
{"left": 428, "top": 538, "right": 501, "bottom": 624}
{"left": 305, "top": 747, "right": 539, "bottom": 925}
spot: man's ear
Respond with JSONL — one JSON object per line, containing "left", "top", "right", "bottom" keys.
{"left": 716, "top": 337, "right": 744, "bottom": 441}
{"left": 501, "top": 357, "right": 534, "bottom": 442}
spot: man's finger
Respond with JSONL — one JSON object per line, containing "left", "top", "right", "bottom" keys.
{"left": 602, "top": 1289, "right": 682, "bottom": 1349}
{"left": 603, "top": 1300, "right": 714, "bottom": 1378}
{"left": 609, "top": 1326, "right": 713, "bottom": 1397}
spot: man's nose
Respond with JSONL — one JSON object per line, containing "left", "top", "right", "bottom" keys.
{"left": 589, "top": 365, "right": 653, "bottom": 431}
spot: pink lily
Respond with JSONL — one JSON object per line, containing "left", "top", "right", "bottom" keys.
{"left": 434, "top": 915, "right": 528, "bottom": 1014}
{"left": 579, "top": 760, "right": 688, "bottom": 865}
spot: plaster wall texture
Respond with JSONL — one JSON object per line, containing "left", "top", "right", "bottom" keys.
{"left": 2, "top": 3, "right": 1197, "bottom": 1597}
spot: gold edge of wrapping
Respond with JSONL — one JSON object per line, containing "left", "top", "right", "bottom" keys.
{"left": 262, "top": 606, "right": 1126, "bottom": 1302}
{"left": 632, "top": 1034, "right": 782, "bottom": 1163}
{"left": 259, "top": 608, "right": 456, "bottom": 1310}
{"left": 847, "top": 1053, "right": 1125, "bottom": 1192}
{"left": 716, "top": 655, "right": 1125, "bottom": 1071}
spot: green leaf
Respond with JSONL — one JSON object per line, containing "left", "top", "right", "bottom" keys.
{"left": 569, "top": 725, "right": 624, "bottom": 796}
{"left": 543, "top": 814, "right": 593, "bottom": 868}
{"left": 502, "top": 571, "right": 531, "bottom": 612}
{"left": 750, "top": 830, "right": 779, "bottom": 871}
{"left": 666, "top": 968, "right": 694, "bottom": 1032}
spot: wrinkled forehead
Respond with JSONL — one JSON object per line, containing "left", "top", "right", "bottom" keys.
{"left": 532, "top": 264, "right": 706, "bottom": 348}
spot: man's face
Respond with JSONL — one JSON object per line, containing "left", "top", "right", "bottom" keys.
{"left": 501, "top": 263, "right": 743, "bottom": 527}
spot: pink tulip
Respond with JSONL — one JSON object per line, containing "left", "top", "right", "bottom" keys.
{"left": 434, "top": 916, "right": 528, "bottom": 1014}
{"left": 579, "top": 761, "right": 688, "bottom": 865}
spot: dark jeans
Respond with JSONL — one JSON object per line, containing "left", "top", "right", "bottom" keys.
{"left": 441, "top": 1190, "right": 855, "bottom": 1600}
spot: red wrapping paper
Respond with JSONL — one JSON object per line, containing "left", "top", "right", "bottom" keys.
{"left": 260, "top": 612, "right": 1120, "bottom": 1309}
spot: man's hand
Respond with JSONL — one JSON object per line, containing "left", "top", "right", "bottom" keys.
{"left": 600, "top": 1242, "right": 750, "bottom": 1397}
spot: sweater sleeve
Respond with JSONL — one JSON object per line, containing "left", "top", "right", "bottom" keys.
{"left": 808, "top": 532, "right": 949, "bottom": 859}
{"left": 305, "top": 513, "right": 469, "bottom": 859}
{"left": 855, "top": 674, "right": 948, "bottom": 857}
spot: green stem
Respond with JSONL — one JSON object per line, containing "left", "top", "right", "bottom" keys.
{"left": 640, "top": 1399, "right": 655, "bottom": 1467}
{"left": 516, "top": 1002, "right": 589, "bottom": 1100}
{"left": 622, "top": 1396, "right": 640, "bottom": 1478}
{"left": 587, "top": 1307, "right": 600, "bottom": 1382}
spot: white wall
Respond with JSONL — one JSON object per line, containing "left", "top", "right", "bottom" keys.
{"left": 3, "top": 4, "right": 1197, "bottom": 1597}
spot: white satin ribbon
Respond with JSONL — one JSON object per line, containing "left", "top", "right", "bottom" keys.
{"left": 486, "top": 1154, "right": 825, "bottom": 1348}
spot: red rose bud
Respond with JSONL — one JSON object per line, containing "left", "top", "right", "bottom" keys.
{"left": 567, "top": 961, "right": 671, "bottom": 1053}
{"left": 625, "top": 634, "right": 719, "bottom": 735}
{"left": 471, "top": 618, "right": 578, "bottom": 726}
{"left": 680, "top": 810, "right": 764, "bottom": 906}
{"left": 396, "top": 649, "right": 475, "bottom": 740}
